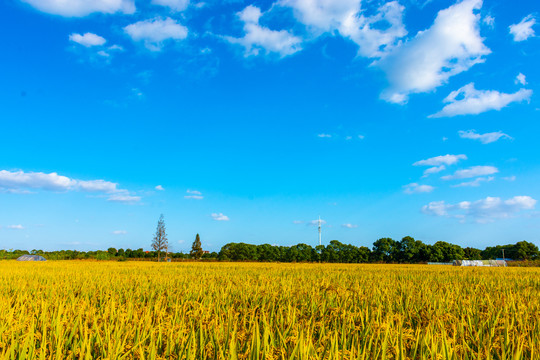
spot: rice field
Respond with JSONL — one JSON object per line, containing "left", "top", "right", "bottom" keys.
{"left": 1, "top": 261, "right": 539, "bottom": 359}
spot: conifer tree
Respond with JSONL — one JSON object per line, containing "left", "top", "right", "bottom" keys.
{"left": 190, "top": 233, "right": 203, "bottom": 260}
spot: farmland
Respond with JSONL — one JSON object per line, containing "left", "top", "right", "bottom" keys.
{"left": 1, "top": 262, "right": 539, "bottom": 359}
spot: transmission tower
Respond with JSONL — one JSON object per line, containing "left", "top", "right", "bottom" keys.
{"left": 318, "top": 215, "right": 322, "bottom": 246}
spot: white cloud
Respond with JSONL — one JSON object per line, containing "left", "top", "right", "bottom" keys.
{"left": 422, "top": 165, "right": 446, "bottom": 177}
{"left": 292, "top": 220, "right": 304, "bottom": 224}
{"left": 77, "top": 180, "right": 119, "bottom": 193}
{"left": 20, "top": 0, "right": 135, "bottom": 17}
{"left": 7, "top": 224, "right": 24, "bottom": 230}
{"left": 339, "top": 1, "right": 407, "bottom": 58}
{"left": 414, "top": 154, "right": 467, "bottom": 167}
{"left": 0, "top": 170, "right": 75, "bottom": 191}
{"left": 211, "top": 213, "right": 229, "bottom": 221}
{"left": 224, "top": 6, "right": 302, "bottom": 57}
{"left": 185, "top": 189, "right": 203, "bottom": 199}
{"left": 184, "top": 195, "right": 203, "bottom": 200}
{"left": 378, "top": 0, "right": 490, "bottom": 104}
{"left": 430, "top": 83, "right": 532, "bottom": 118}
{"left": 509, "top": 15, "right": 536, "bottom": 42}
{"left": 155, "top": 185, "right": 165, "bottom": 191}
{"left": 108, "top": 45, "right": 124, "bottom": 52}
{"left": 515, "top": 73, "right": 527, "bottom": 86}
{"left": 358, "top": 134, "right": 365, "bottom": 140}
{"left": 341, "top": 223, "right": 358, "bottom": 228}
{"left": 422, "top": 201, "right": 449, "bottom": 217}
{"left": 131, "top": 88, "right": 144, "bottom": 99}
{"left": 281, "top": 0, "right": 406, "bottom": 58}
{"left": 107, "top": 194, "right": 141, "bottom": 203}
{"left": 280, "top": 0, "right": 360, "bottom": 33}
{"left": 317, "top": 133, "right": 332, "bottom": 138}
{"left": 69, "top": 33, "right": 106, "bottom": 47}
{"left": 441, "top": 165, "right": 498, "bottom": 180}
{"left": 152, "top": 0, "right": 189, "bottom": 11}
{"left": 483, "top": 15, "right": 495, "bottom": 27}
{"left": 403, "top": 183, "right": 435, "bottom": 194}
{"left": 124, "top": 17, "right": 188, "bottom": 51}
{"left": 112, "top": 230, "right": 127, "bottom": 235}
{"left": 97, "top": 50, "right": 110, "bottom": 57}
{"left": 458, "top": 129, "right": 512, "bottom": 144}
{"left": 422, "top": 195, "right": 536, "bottom": 222}
{"left": 503, "top": 175, "right": 516, "bottom": 182}
{"left": 452, "top": 176, "right": 494, "bottom": 187}
{"left": 0, "top": 170, "right": 141, "bottom": 203}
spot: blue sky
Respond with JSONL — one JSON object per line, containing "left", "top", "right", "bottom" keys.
{"left": 1, "top": 0, "right": 539, "bottom": 252}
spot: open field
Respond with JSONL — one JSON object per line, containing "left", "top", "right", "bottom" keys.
{"left": 1, "top": 262, "right": 540, "bottom": 359}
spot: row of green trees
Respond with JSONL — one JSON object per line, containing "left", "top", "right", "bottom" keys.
{"left": 0, "top": 248, "right": 218, "bottom": 261}
{"left": 3, "top": 237, "right": 537, "bottom": 263}
{"left": 217, "top": 238, "right": 539, "bottom": 263}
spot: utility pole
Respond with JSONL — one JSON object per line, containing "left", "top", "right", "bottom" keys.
{"left": 502, "top": 248, "right": 505, "bottom": 261}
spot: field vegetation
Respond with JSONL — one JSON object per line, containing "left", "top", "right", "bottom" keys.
{"left": 1, "top": 261, "right": 540, "bottom": 359}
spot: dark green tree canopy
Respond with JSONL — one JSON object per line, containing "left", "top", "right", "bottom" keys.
{"left": 190, "top": 233, "right": 203, "bottom": 260}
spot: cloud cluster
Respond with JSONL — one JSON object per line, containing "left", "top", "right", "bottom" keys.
{"left": 225, "top": 6, "right": 302, "bottom": 57}
{"left": 124, "top": 17, "right": 188, "bottom": 51}
{"left": 423, "top": 195, "right": 536, "bottom": 222}
{"left": 23, "top": 0, "right": 536, "bottom": 115}
{"left": 282, "top": 0, "right": 406, "bottom": 58}
{"left": 413, "top": 154, "right": 467, "bottom": 177}
{"left": 211, "top": 213, "right": 229, "bottom": 221}
{"left": 69, "top": 33, "right": 124, "bottom": 59}
{"left": 378, "top": 0, "right": 490, "bottom": 104}
{"left": 458, "top": 130, "right": 512, "bottom": 144}
{"left": 0, "top": 170, "right": 139, "bottom": 203}
{"left": 430, "top": 83, "right": 532, "bottom": 118}
{"left": 341, "top": 223, "right": 358, "bottom": 228}
{"left": 509, "top": 15, "right": 536, "bottom": 42}
{"left": 280, "top": 0, "right": 361, "bottom": 33}
{"left": 340, "top": 1, "right": 407, "bottom": 58}
{"left": 21, "top": 0, "right": 135, "bottom": 17}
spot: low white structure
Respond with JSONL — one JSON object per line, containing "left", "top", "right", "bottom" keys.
{"left": 453, "top": 260, "right": 506, "bottom": 267}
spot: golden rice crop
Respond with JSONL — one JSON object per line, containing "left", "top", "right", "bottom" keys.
{"left": 1, "top": 261, "right": 540, "bottom": 359}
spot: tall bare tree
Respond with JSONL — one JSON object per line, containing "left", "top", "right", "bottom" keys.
{"left": 151, "top": 214, "right": 168, "bottom": 262}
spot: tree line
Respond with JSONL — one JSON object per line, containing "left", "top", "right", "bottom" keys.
{"left": 3, "top": 237, "right": 538, "bottom": 262}
{"left": 216, "top": 238, "right": 539, "bottom": 263}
